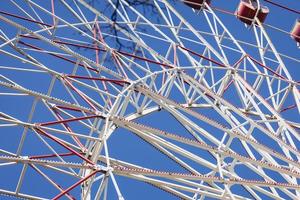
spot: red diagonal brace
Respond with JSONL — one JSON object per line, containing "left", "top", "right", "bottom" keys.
{"left": 178, "top": 45, "right": 227, "bottom": 68}
{"left": 66, "top": 75, "right": 129, "bottom": 86}
{"left": 0, "top": 10, "right": 52, "bottom": 27}
{"left": 29, "top": 164, "right": 76, "bottom": 200}
{"left": 51, "top": 108, "right": 86, "bottom": 150}
{"left": 52, "top": 170, "right": 100, "bottom": 200}
{"left": 280, "top": 104, "right": 297, "bottom": 113}
{"left": 40, "top": 115, "right": 102, "bottom": 126}
{"left": 63, "top": 78, "right": 98, "bottom": 111}
{"left": 30, "top": 152, "right": 74, "bottom": 159}
{"left": 247, "top": 56, "right": 286, "bottom": 80}
{"left": 35, "top": 128, "right": 94, "bottom": 165}
{"left": 18, "top": 41, "right": 99, "bottom": 73}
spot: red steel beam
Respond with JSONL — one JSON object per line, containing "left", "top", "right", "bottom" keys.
{"left": 280, "top": 104, "right": 297, "bottom": 113}
{"left": 177, "top": 45, "right": 227, "bottom": 68}
{"left": 40, "top": 115, "right": 103, "bottom": 126}
{"left": 223, "top": 79, "right": 234, "bottom": 93}
{"left": 63, "top": 78, "right": 98, "bottom": 111}
{"left": 51, "top": 0, "right": 56, "bottom": 26}
{"left": 29, "top": 164, "right": 76, "bottom": 200}
{"left": 19, "top": 35, "right": 173, "bottom": 69}
{"left": 93, "top": 24, "right": 113, "bottom": 107}
{"left": 263, "top": 0, "right": 300, "bottom": 15}
{"left": 52, "top": 170, "right": 100, "bottom": 200}
{"left": 117, "top": 50, "right": 173, "bottom": 69}
{"left": 35, "top": 128, "right": 94, "bottom": 165}
{"left": 30, "top": 152, "right": 75, "bottom": 159}
{"left": 178, "top": 45, "right": 287, "bottom": 80}
{"left": 18, "top": 41, "right": 99, "bottom": 73}
{"left": 247, "top": 55, "right": 287, "bottom": 80}
{"left": 67, "top": 75, "right": 130, "bottom": 86}
{"left": 51, "top": 108, "right": 86, "bottom": 150}
{"left": 0, "top": 10, "right": 52, "bottom": 27}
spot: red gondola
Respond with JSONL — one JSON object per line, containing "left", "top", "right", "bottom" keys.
{"left": 236, "top": 0, "right": 269, "bottom": 25}
{"left": 291, "top": 19, "right": 300, "bottom": 43}
{"left": 183, "top": 0, "right": 211, "bottom": 10}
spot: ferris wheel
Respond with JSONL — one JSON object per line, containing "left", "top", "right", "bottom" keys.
{"left": 0, "top": 0, "right": 300, "bottom": 199}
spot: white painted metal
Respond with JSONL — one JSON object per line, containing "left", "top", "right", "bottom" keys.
{"left": 0, "top": 0, "right": 299, "bottom": 199}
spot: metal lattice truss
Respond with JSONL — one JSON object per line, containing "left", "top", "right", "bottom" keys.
{"left": 0, "top": 0, "right": 300, "bottom": 199}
